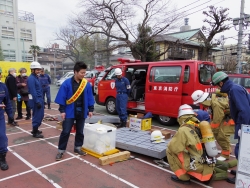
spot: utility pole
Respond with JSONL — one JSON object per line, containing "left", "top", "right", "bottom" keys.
{"left": 235, "top": 0, "right": 245, "bottom": 74}
{"left": 94, "top": 39, "right": 98, "bottom": 66}
{"left": 221, "top": 35, "right": 225, "bottom": 70}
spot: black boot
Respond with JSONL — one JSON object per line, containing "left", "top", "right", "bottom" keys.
{"left": 48, "top": 104, "right": 51, "bottom": 109}
{"left": 0, "top": 153, "right": 9, "bottom": 171}
{"left": 121, "top": 121, "right": 127, "bottom": 127}
{"left": 171, "top": 175, "right": 190, "bottom": 185}
{"left": 32, "top": 127, "right": 44, "bottom": 138}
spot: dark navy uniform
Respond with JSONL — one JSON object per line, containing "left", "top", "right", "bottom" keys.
{"left": 39, "top": 74, "right": 51, "bottom": 108}
{"left": 115, "top": 77, "right": 130, "bottom": 123}
{"left": 27, "top": 73, "right": 44, "bottom": 131}
{"left": 0, "top": 82, "right": 12, "bottom": 170}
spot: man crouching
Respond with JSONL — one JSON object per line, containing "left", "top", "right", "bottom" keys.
{"left": 167, "top": 104, "right": 215, "bottom": 185}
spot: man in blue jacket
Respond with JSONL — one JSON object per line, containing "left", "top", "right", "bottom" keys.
{"left": 0, "top": 67, "right": 13, "bottom": 171}
{"left": 27, "top": 62, "right": 44, "bottom": 138}
{"left": 39, "top": 68, "right": 51, "bottom": 109}
{"left": 212, "top": 71, "right": 250, "bottom": 184}
{"left": 114, "top": 68, "right": 131, "bottom": 128}
{"left": 55, "top": 61, "right": 95, "bottom": 161}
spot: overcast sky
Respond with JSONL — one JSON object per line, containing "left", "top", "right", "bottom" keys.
{"left": 18, "top": 0, "right": 250, "bottom": 48}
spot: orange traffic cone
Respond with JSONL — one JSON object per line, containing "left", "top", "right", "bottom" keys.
{"left": 70, "top": 124, "right": 76, "bottom": 133}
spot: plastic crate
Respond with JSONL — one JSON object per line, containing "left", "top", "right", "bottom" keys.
{"left": 129, "top": 117, "right": 152, "bottom": 131}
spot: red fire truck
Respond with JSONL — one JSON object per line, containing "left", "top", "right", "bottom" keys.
{"left": 95, "top": 58, "right": 216, "bottom": 125}
{"left": 84, "top": 65, "right": 105, "bottom": 94}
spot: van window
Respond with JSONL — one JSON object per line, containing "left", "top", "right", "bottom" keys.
{"left": 183, "top": 65, "right": 190, "bottom": 83}
{"left": 244, "top": 78, "right": 250, "bottom": 88}
{"left": 199, "top": 64, "right": 216, "bottom": 85}
{"left": 150, "top": 66, "right": 182, "bottom": 83}
{"left": 229, "top": 77, "right": 241, "bottom": 84}
{"left": 104, "top": 69, "right": 116, "bottom": 80}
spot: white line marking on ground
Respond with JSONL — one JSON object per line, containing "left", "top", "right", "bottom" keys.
{"left": 9, "top": 135, "right": 60, "bottom": 148}
{"left": 7, "top": 147, "right": 61, "bottom": 188}
{"left": 0, "top": 169, "right": 33, "bottom": 182}
{"left": 37, "top": 157, "right": 75, "bottom": 170}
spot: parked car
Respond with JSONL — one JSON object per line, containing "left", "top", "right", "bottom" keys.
{"left": 85, "top": 65, "right": 105, "bottom": 94}
{"left": 56, "top": 71, "right": 74, "bottom": 86}
{"left": 228, "top": 74, "right": 250, "bottom": 92}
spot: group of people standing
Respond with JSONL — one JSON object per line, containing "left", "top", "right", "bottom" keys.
{"left": 0, "top": 62, "right": 51, "bottom": 171}
{"left": 0, "top": 61, "right": 95, "bottom": 171}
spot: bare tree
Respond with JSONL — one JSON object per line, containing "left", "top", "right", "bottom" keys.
{"left": 223, "top": 55, "right": 237, "bottom": 73}
{"left": 72, "top": 0, "right": 182, "bottom": 61}
{"left": 200, "top": 6, "right": 232, "bottom": 61}
{"left": 55, "top": 26, "right": 83, "bottom": 62}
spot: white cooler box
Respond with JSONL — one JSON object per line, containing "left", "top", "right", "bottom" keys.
{"left": 82, "top": 123, "right": 117, "bottom": 155}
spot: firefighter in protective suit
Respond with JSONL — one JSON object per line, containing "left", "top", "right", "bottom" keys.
{"left": 167, "top": 104, "right": 215, "bottom": 185}
{"left": 191, "top": 90, "right": 234, "bottom": 160}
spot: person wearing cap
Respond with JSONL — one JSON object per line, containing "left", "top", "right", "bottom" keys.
{"left": 27, "top": 61, "right": 44, "bottom": 138}
{"left": 114, "top": 68, "right": 131, "bottom": 128}
{"left": 166, "top": 104, "right": 215, "bottom": 185}
{"left": 0, "top": 67, "right": 13, "bottom": 171}
{"left": 191, "top": 90, "right": 234, "bottom": 161}
{"left": 16, "top": 68, "right": 31, "bottom": 120}
{"left": 212, "top": 71, "right": 250, "bottom": 184}
{"left": 5, "top": 68, "right": 18, "bottom": 126}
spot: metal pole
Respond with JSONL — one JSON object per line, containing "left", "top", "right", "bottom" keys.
{"left": 94, "top": 39, "right": 97, "bottom": 66}
{"left": 54, "top": 50, "right": 56, "bottom": 84}
{"left": 236, "top": 0, "right": 245, "bottom": 74}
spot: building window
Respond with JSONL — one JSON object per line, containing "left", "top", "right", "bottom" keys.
{"left": 1, "top": 26, "right": 14, "bottom": 39}
{"left": 3, "top": 49, "right": 16, "bottom": 61}
{"left": 0, "top": 0, "right": 13, "bottom": 13}
{"left": 20, "top": 28, "right": 32, "bottom": 42}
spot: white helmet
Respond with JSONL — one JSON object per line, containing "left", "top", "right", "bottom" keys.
{"left": 114, "top": 68, "right": 122, "bottom": 76}
{"left": 150, "top": 130, "right": 165, "bottom": 143}
{"left": 178, "top": 104, "right": 195, "bottom": 118}
{"left": 191, "top": 90, "right": 209, "bottom": 104}
{"left": 30, "top": 61, "right": 42, "bottom": 69}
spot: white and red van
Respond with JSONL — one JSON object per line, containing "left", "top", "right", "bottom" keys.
{"left": 84, "top": 65, "right": 105, "bottom": 94}
{"left": 95, "top": 58, "right": 216, "bottom": 125}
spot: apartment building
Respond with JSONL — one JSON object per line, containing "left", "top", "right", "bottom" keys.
{"left": 0, "top": 0, "right": 36, "bottom": 62}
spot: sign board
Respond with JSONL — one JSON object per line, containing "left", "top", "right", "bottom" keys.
{"left": 236, "top": 124, "right": 250, "bottom": 188}
{"left": 129, "top": 117, "right": 142, "bottom": 130}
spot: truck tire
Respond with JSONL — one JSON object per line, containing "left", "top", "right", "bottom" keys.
{"left": 157, "top": 115, "right": 176, "bottom": 126}
{"left": 106, "top": 97, "right": 117, "bottom": 115}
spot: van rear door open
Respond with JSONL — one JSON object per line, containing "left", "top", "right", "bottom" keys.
{"left": 145, "top": 65, "right": 183, "bottom": 117}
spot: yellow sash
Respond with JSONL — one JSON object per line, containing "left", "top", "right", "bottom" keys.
{"left": 66, "top": 78, "right": 87, "bottom": 105}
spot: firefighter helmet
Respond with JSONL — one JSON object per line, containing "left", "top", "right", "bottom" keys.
{"left": 212, "top": 71, "right": 228, "bottom": 85}
{"left": 191, "top": 90, "right": 209, "bottom": 104}
{"left": 30, "top": 61, "right": 42, "bottom": 69}
{"left": 150, "top": 130, "right": 165, "bottom": 143}
{"left": 178, "top": 104, "right": 195, "bottom": 118}
{"left": 114, "top": 68, "right": 122, "bottom": 76}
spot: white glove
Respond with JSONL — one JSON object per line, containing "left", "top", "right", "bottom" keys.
{"left": 238, "top": 129, "right": 241, "bottom": 137}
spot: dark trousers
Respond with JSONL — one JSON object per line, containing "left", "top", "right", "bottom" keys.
{"left": 58, "top": 118, "right": 85, "bottom": 152}
{"left": 0, "top": 114, "right": 8, "bottom": 153}
{"left": 43, "top": 87, "right": 51, "bottom": 105}
{"left": 235, "top": 138, "right": 240, "bottom": 159}
{"left": 116, "top": 93, "right": 128, "bottom": 122}
{"left": 17, "top": 100, "right": 31, "bottom": 117}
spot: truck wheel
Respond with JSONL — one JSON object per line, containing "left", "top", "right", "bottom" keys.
{"left": 157, "top": 115, "right": 176, "bottom": 126}
{"left": 106, "top": 97, "right": 117, "bottom": 115}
